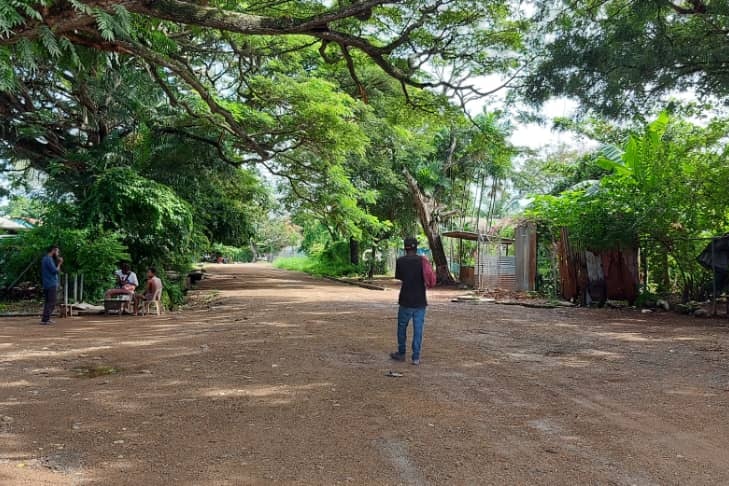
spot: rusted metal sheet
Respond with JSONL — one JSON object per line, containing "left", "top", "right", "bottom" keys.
{"left": 556, "top": 229, "right": 638, "bottom": 304}
{"left": 459, "top": 266, "right": 475, "bottom": 287}
{"left": 557, "top": 228, "right": 582, "bottom": 300}
{"left": 601, "top": 248, "right": 639, "bottom": 302}
{"left": 480, "top": 274, "right": 517, "bottom": 290}
{"left": 443, "top": 231, "right": 515, "bottom": 244}
{"left": 585, "top": 250, "right": 606, "bottom": 304}
{"left": 442, "top": 230, "right": 481, "bottom": 241}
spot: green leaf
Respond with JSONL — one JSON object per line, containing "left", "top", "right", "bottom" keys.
{"left": 93, "top": 9, "right": 116, "bottom": 41}
{"left": 68, "top": 0, "right": 93, "bottom": 15}
{"left": 595, "top": 156, "right": 631, "bottom": 176}
{"left": 15, "top": 37, "right": 37, "bottom": 71}
{"left": 58, "top": 36, "right": 81, "bottom": 67}
{"left": 0, "top": 0, "right": 28, "bottom": 37}
{"left": 598, "top": 143, "right": 623, "bottom": 164}
{"left": 39, "top": 25, "right": 61, "bottom": 58}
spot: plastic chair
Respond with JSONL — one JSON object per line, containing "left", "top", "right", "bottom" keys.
{"left": 142, "top": 288, "right": 163, "bottom": 316}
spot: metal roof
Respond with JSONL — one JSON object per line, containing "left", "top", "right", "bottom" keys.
{"left": 0, "top": 216, "right": 28, "bottom": 232}
{"left": 442, "top": 231, "right": 514, "bottom": 244}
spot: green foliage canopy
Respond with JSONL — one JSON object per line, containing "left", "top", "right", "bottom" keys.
{"left": 0, "top": 224, "right": 129, "bottom": 301}
{"left": 82, "top": 167, "right": 194, "bottom": 264}
{"left": 527, "top": 112, "right": 729, "bottom": 296}
{"left": 526, "top": 1, "right": 729, "bottom": 116}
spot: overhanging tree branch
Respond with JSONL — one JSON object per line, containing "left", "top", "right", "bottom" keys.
{"left": 2, "top": 0, "right": 522, "bottom": 101}
{"left": 118, "top": 40, "right": 273, "bottom": 160}
{"left": 1, "top": 0, "right": 395, "bottom": 43}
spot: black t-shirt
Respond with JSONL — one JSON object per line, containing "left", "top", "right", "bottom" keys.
{"left": 396, "top": 254, "right": 427, "bottom": 308}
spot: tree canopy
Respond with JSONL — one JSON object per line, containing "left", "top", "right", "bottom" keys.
{"left": 0, "top": 0, "right": 526, "bottom": 206}
{"left": 526, "top": 1, "right": 729, "bottom": 116}
{"left": 3, "top": 0, "right": 729, "bottom": 303}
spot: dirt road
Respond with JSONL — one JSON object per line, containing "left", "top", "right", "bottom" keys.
{"left": 2, "top": 263, "right": 729, "bottom": 485}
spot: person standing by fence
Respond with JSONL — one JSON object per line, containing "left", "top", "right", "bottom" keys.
{"left": 40, "top": 245, "right": 63, "bottom": 325}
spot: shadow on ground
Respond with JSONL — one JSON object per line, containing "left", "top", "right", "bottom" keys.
{"left": 2, "top": 263, "right": 729, "bottom": 485}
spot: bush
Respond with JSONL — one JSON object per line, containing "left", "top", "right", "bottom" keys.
{"left": 635, "top": 290, "right": 659, "bottom": 308}
{"left": 274, "top": 240, "right": 362, "bottom": 277}
{"left": 208, "top": 243, "right": 253, "bottom": 263}
{"left": 0, "top": 226, "right": 129, "bottom": 301}
{"left": 162, "top": 279, "right": 186, "bottom": 308}
{"left": 314, "top": 240, "right": 363, "bottom": 276}
{"left": 274, "top": 256, "right": 316, "bottom": 273}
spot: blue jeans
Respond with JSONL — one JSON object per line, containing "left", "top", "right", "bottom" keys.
{"left": 397, "top": 306, "right": 426, "bottom": 360}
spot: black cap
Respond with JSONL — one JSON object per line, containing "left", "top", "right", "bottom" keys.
{"left": 404, "top": 237, "right": 418, "bottom": 250}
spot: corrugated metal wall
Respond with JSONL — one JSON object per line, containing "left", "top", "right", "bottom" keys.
{"left": 556, "top": 228, "right": 639, "bottom": 304}
{"left": 472, "top": 224, "right": 537, "bottom": 292}
{"left": 477, "top": 255, "right": 517, "bottom": 290}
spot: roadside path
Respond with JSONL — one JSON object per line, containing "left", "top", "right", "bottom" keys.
{"left": 1, "top": 263, "right": 729, "bottom": 485}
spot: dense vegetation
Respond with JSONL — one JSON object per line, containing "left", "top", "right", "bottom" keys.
{"left": 1, "top": 0, "right": 728, "bottom": 305}
{"left": 526, "top": 112, "right": 729, "bottom": 300}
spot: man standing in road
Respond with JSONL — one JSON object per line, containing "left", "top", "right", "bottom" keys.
{"left": 390, "top": 237, "right": 436, "bottom": 366}
{"left": 40, "top": 245, "right": 63, "bottom": 325}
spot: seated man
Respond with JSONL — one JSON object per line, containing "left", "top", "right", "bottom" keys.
{"left": 134, "top": 267, "right": 163, "bottom": 315}
{"left": 105, "top": 263, "right": 139, "bottom": 299}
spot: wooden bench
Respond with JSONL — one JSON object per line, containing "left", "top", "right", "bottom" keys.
{"left": 59, "top": 304, "right": 74, "bottom": 318}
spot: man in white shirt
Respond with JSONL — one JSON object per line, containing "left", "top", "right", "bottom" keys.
{"left": 105, "top": 262, "right": 139, "bottom": 299}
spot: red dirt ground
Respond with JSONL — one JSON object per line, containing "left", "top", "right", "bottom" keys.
{"left": 2, "top": 263, "right": 729, "bottom": 485}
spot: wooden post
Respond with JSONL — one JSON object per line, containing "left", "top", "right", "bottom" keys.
{"left": 515, "top": 222, "right": 537, "bottom": 292}
{"left": 62, "top": 273, "right": 68, "bottom": 317}
{"left": 712, "top": 239, "right": 717, "bottom": 317}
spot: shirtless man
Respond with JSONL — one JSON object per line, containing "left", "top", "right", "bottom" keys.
{"left": 134, "top": 267, "right": 163, "bottom": 315}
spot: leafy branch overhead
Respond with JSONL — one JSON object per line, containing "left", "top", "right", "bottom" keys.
{"left": 525, "top": 0, "right": 729, "bottom": 116}
{"left": 1, "top": 0, "right": 524, "bottom": 100}
{"left": 0, "top": 0, "right": 525, "bottom": 203}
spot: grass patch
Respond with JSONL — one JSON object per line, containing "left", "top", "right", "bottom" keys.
{"left": 72, "top": 365, "right": 121, "bottom": 378}
{"left": 273, "top": 255, "right": 360, "bottom": 277}
{"left": 274, "top": 256, "right": 316, "bottom": 273}
{"left": 0, "top": 300, "right": 40, "bottom": 313}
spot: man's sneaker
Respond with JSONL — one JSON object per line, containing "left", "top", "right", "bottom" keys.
{"left": 411, "top": 359, "right": 420, "bottom": 366}
{"left": 390, "top": 352, "right": 406, "bottom": 362}
{"left": 39, "top": 320, "right": 52, "bottom": 325}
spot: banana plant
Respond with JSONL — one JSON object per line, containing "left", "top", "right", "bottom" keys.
{"left": 595, "top": 111, "right": 670, "bottom": 185}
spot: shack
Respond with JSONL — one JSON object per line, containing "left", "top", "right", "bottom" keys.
{"left": 555, "top": 228, "right": 639, "bottom": 305}
{"left": 443, "top": 221, "right": 536, "bottom": 291}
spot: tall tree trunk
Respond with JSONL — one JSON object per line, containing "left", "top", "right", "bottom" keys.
{"left": 249, "top": 238, "right": 259, "bottom": 262}
{"left": 655, "top": 247, "right": 670, "bottom": 294}
{"left": 368, "top": 244, "right": 376, "bottom": 279}
{"left": 403, "top": 168, "right": 455, "bottom": 285}
{"left": 349, "top": 237, "right": 360, "bottom": 265}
